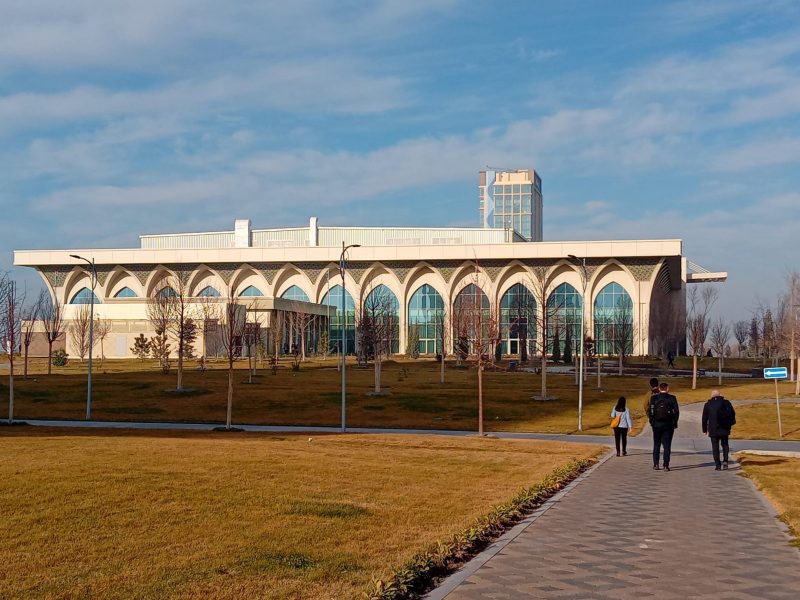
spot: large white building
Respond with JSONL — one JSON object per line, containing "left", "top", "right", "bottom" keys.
{"left": 14, "top": 216, "right": 701, "bottom": 360}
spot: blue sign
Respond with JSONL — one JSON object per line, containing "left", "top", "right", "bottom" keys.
{"left": 764, "top": 367, "right": 788, "bottom": 380}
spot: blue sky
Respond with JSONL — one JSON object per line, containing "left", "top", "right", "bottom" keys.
{"left": 2, "top": 0, "right": 800, "bottom": 320}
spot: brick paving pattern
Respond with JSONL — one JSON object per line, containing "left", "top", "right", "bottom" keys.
{"left": 436, "top": 445, "right": 800, "bottom": 599}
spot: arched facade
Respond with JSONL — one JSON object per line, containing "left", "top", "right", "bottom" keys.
{"left": 321, "top": 284, "right": 356, "bottom": 354}
{"left": 594, "top": 282, "right": 634, "bottom": 355}
{"left": 407, "top": 283, "right": 445, "bottom": 355}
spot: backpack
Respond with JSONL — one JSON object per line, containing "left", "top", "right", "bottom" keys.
{"left": 717, "top": 400, "right": 735, "bottom": 428}
{"left": 651, "top": 395, "right": 672, "bottom": 423}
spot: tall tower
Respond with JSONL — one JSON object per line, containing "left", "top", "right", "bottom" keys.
{"left": 479, "top": 168, "right": 542, "bottom": 241}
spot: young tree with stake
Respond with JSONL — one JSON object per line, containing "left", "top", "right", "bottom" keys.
{"left": 710, "top": 318, "right": 731, "bottom": 385}
{"left": 1, "top": 276, "right": 24, "bottom": 423}
{"left": 686, "top": 285, "right": 718, "bottom": 390}
{"left": 21, "top": 290, "right": 45, "bottom": 379}
{"left": 220, "top": 288, "right": 247, "bottom": 430}
{"left": 40, "top": 296, "right": 64, "bottom": 375}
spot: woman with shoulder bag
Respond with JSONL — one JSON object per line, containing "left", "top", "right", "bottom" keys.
{"left": 611, "top": 396, "right": 632, "bottom": 457}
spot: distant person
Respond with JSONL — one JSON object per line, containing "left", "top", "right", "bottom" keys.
{"left": 648, "top": 382, "right": 680, "bottom": 471}
{"left": 610, "top": 396, "right": 632, "bottom": 457}
{"left": 702, "top": 390, "right": 737, "bottom": 471}
{"left": 667, "top": 351, "right": 675, "bottom": 368}
{"left": 644, "top": 377, "right": 659, "bottom": 415}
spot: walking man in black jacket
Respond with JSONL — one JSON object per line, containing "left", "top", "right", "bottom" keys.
{"left": 702, "top": 390, "right": 737, "bottom": 470}
{"left": 648, "top": 382, "right": 680, "bottom": 471}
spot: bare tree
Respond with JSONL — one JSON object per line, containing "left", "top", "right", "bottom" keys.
{"left": 220, "top": 289, "right": 247, "bottom": 429}
{"left": 359, "top": 285, "right": 398, "bottom": 394}
{"left": 604, "top": 297, "right": 635, "bottom": 376}
{"left": 453, "top": 265, "right": 499, "bottom": 436}
{"left": 243, "top": 299, "right": 265, "bottom": 382}
{"left": 270, "top": 309, "right": 285, "bottom": 364}
{"left": 710, "top": 318, "right": 731, "bottom": 385}
{"left": 69, "top": 304, "right": 92, "bottom": 362}
{"left": 286, "top": 309, "right": 316, "bottom": 363}
{"left": 94, "top": 317, "right": 111, "bottom": 362}
{"left": 40, "top": 295, "right": 64, "bottom": 375}
{"left": 433, "top": 294, "right": 450, "bottom": 384}
{"left": 686, "top": 285, "right": 718, "bottom": 389}
{"left": 21, "top": 290, "right": 45, "bottom": 379}
{"left": 148, "top": 274, "right": 195, "bottom": 390}
{"left": 147, "top": 281, "right": 173, "bottom": 374}
{"left": 528, "top": 266, "right": 563, "bottom": 399}
{"left": 1, "top": 276, "right": 25, "bottom": 422}
{"left": 733, "top": 320, "right": 749, "bottom": 358}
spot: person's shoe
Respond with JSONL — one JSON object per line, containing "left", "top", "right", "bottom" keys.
{"left": 617, "top": 452, "right": 621, "bottom": 457}
{"left": 653, "top": 464, "right": 660, "bottom": 470}
{"left": 622, "top": 451, "right": 627, "bottom": 456}
{"left": 663, "top": 465, "right": 671, "bottom": 472}
{"left": 715, "top": 465, "right": 721, "bottom": 471}
{"left": 723, "top": 462, "right": 729, "bottom": 470}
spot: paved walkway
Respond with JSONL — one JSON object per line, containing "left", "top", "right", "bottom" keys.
{"left": 429, "top": 406, "right": 800, "bottom": 599}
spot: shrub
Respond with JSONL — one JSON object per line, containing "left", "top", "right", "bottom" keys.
{"left": 52, "top": 349, "right": 68, "bottom": 367}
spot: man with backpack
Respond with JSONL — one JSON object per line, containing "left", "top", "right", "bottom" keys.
{"left": 701, "top": 390, "right": 737, "bottom": 470}
{"left": 648, "top": 382, "right": 680, "bottom": 471}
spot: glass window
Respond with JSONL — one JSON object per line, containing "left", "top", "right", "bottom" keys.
{"left": 594, "top": 282, "right": 634, "bottom": 355}
{"left": 408, "top": 284, "right": 444, "bottom": 354}
{"left": 113, "top": 287, "right": 137, "bottom": 298}
{"left": 500, "top": 283, "right": 536, "bottom": 356}
{"left": 362, "top": 284, "right": 400, "bottom": 354}
{"left": 503, "top": 184, "right": 512, "bottom": 193}
{"left": 513, "top": 184, "right": 521, "bottom": 193}
{"left": 240, "top": 285, "right": 264, "bottom": 297}
{"left": 452, "top": 283, "right": 490, "bottom": 355}
{"left": 69, "top": 287, "right": 101, "bottom": 304}
{"left": 281, "top": 285, "right": 310, "bottom": 302}
{"left": 513, "top": 195, "right": 520, "bottom": 212}
{"left": 522, "top": 184, "right": 532, "bottom": 193}
{"left": 197, "top": 286, "right": 221, "bottom": 298}
{"left": 522, "top": 194, "right": 531, "bottom": 212}
{"left": 321, "top": 285, "right": 356, "bottom": 354}
{"left": 158, "top": 286, "right": 177, "bottom": 299}
{"left": 546, "top": 283, "right": 582, "bottom": 353}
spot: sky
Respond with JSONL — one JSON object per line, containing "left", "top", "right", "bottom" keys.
{"left": 2, "top": 0, "right": 799, "bottom": 320}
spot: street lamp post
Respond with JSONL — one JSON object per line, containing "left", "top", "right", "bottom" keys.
{"left": 340, "top": 242, "right": 361, "bottom": 432}
{"left": 70, "top": 254, "right": 97, "bottom": 420}
{"left": 568, "top": 254, "right": 588, "bottom": 432}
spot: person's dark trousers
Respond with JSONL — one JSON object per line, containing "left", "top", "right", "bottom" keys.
{"left": 613, "top": 427, "right": 628, "bottom": 454}
{"left": 652, "top": 424, "right": 675, "bottom": 467}
{"left": 710, "top": 435, "right": 730, "bottom": 467}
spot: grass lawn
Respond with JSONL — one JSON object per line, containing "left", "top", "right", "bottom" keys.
{"left": 0, "top": 428, "right": 600, "bottom": 599}
{"left": 2, "top": 357, "right": 798, "bottom": 436}
{"left": 738, "top": 454, "right": 800, "bottom": 546}
{"left": 733, "top": 403, "right": 800, "bottom": 441}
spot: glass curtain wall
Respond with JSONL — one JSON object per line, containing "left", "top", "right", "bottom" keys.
{"left": 280, "top": 285, "right": 310, "bottom": 302}
{"left": 321, "top": 284, "right": 356, "bottom": 354}
{"left": 407, "top": 284, "right": 444, "bottom": 354}
{"left": 500, "top": 283, "right": 536, "bottom": 357}
{"left": 594, "top": 282, "right": 634, "bottom": 355}
{"left": 452, "top": 283, "right": 490, "bottom": 356}
{"left": 362, "top": 284, "right": 400, "bottom": 354}
{"left": 546, "top": 283, "right": 582, "bottom": 354}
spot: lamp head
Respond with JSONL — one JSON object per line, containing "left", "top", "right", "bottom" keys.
{"left": 69, "top": 254, "right": 81, "bottom": 260}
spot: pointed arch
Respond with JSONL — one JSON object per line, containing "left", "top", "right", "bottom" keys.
{"left": 197, "top": 285, "right": 221, "bottom": 298}
{"left": 407, "top": 283, "right": 445, "bottom": 355}
{"left": 546, "top": 282, "right": 582, "bottom": 353}
{"left": 363, "top": 284, "right": 400, "bottom": 353}
{"left": 106, "top": 266, "right": 143, "bottom": 299}
{"left": 321, "top": 284, "right": 356, "bottom": 354}
{"left": 500, "top": 282, "right": 537, "bottom": 357}
{"left": 113, "top": 287, "right": 138, "bottom": 298}
{"left": 594, "top": 282, "right": 634, "bottom": 356}
{"left": 240, "top": 285, "right": 264, "bottom": 297}
{"left": 280, "top": 285, "right": 310, "bottom": 302}
{"left": 69, "top": 287, "right": 101, "bottom": 304}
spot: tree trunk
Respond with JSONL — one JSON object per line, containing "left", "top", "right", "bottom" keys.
{"left": 47, "top": 342, "right": 53, "bottom": 375}
{"left": 618, "top": 353, "right": 623, "bottom": 376}
{"left": 226, "top": 366, "right": 234, "bottom": 429}
{"left": 374, "top": 358, "right": 381, "bottom": 393}
{"left": 540, "top": 352, "right": 547, "bottom": 398}
{"left": 23, "top": 343, "right": 29, "bottom": 379}
{"left": 8, "top": 369, "right": 14, "bottom": 424}
{"left": 440, "top": 351, "right": 445, "bottom": 384}
{"left": 301, "top": 332, "right": 306, "bottom": 362}
{"left": 478, "top": 364, "right": 484, "bottom": 436}
{"left": 718, "top": 355, "right": 723, "bottom": 385}
{"left": 692, "top": 354, "right": 698, "bottom": 390}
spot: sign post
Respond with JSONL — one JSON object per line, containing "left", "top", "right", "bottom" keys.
{"left": 764, "top": 367, "right": 788, "bottom": 438}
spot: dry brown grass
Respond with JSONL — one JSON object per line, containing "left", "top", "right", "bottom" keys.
{"left": 0, "top": 428, "right": 600, "bottom": 599}
{"left": 738, "top": 454, "right": 800, "bottom": 546}
{"left": 1, "top": 357, "right": 797, "bottom": 436}
{"left": 732, "top": 403, "right": 800, "bottom": 440}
